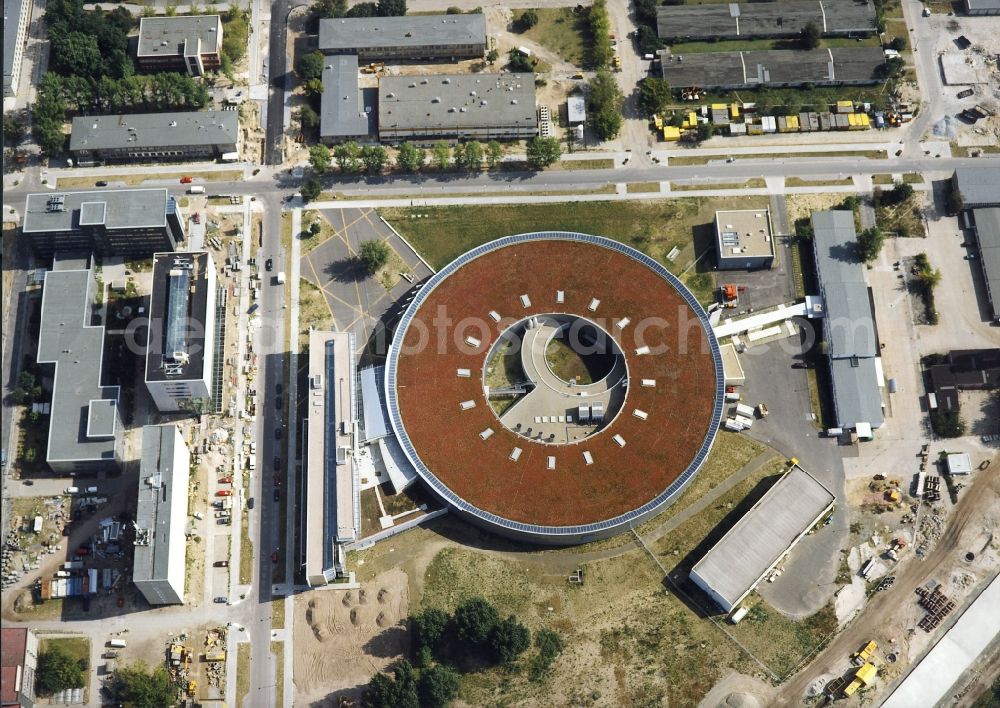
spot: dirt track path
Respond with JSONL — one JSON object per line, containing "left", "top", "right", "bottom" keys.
{"left": 773, "top": 462, "right": 1000, "bottom": 706}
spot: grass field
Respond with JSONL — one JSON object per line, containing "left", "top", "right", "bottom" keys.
{"left": 240, "top": 509, "right": 253, "bottom": 585}
{"left": 671, "top": 178, "right": 767, "bottom": 191}
{"left": 272, "top": 597, "right": 285, "bottom": 630}
{"left": 551, "top": 158, "right": 616, "bottom": 171}
{"left": 374, "top": 241, "right": 412, "bottom": 292}
{"left": 786, "top": 176, "right": 855, "bottom": 187}
{"left": 669, "top": 149, "right": 886, "bottom": 167}
{"left": 55, "top": 170, "right": 243, "bottom": 189}
{"left": 626, "top": 181, "right": 662, "bottom": 193}
{"left": 300, "top": 210, "right": 337, "bottom": 255}
{"left": 872, "top": 173, "right": 923, "bottom": 185}
{"left": 39, "top": 636, "right": 91, "bottom": 696}
{"left": 297, "top": 280, "right": 334, "bottom": 349}
{"left": 236, "top": 644, "right": 251, "bottom": 706}
{"left": 417, "top": 457, "right": 834, "bottom": 705}
{"left": 271, "top": 641, "right": 285, "bottom": 708}
{"left": 513, "top": 8, "right": 587, "bottom": 67}
{"left": 381, "top": 197, "right": 771, "bottom": 305}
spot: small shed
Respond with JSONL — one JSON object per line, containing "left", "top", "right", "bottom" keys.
{"left": 567, "top": 95, "right": 586, "bottom": 125}
{"left": 946, "top": 452, "right": 973, "bottom": 475}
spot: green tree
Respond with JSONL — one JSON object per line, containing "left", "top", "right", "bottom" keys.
{"left": 485, "top": 140, "right": 504, "bottom": 168}
{"left": 486, "top": 48, "right": 499, "bottom": 65}
{"left": 432, "top": 140, "right": 451, "bottom": 170}
{"left": 462, "top": 141, "right": 483, "bottom": 170}
{"left": 395, "top": 141, "right": 425, "bottom": 172}
{"left": 451, "top": 142, "right": 466, "bottom": 169}
{"left": 313, "top": 0, "right": 347, "bottom": 18}
{"left": 4, "top": 113, "right": 25, "bottom": 145}
{"left": 334, "top": 141, "right": 362, "bottom": 172}
{"left": 13, "top": 371, "right": 42, "bottom": 405}
{"left": 507, "top": 48, "right": 534, "bottom": 73}
{"left": 309, "top": 144, "right": 331, "bottom": 173}
{"left": 638, "top": 77, "right": 672, "bottom": 117}
{"left": 417, "top": 664, "right": 460, "bottom": 708}
{"left": 519, "top": 8, "right": 539, "bottom": 30}
{"left": 303, "top": 77, "right": 325, "bottom": 96}
{"left": 361, "top": 144, "right": 388, "bottom": 173}
{"left": 362, "top": 661, "right": 419, "bottom": 708}
{"left": 695, "top": 121, "right": 714, "bottom": 143}
{"left": 490, "top": 615, "right": 530, "bottom": 663}
{"left": 297, "top": 50, "right": 325, "bottom": 82}
{"left": 890, "top": 35, "right": 908, "bottom": 51}
{"left": 50, "top": 32, "right": 103, "bottom": 77}
{"left": 300, "top": 105, "right": 321, "bottom": 131}
{"left": 221, "top": 5, "right": 249, "bottom": 64}
{"left": 636, "top": 24, "right": 664, "bottom": 55}
{"left": 946, "top": 188, "right": 964, "bottom": 215}
{"left": 411, "top": 607, "right": 449, "bottom": 652}
{"left": 36, "top": 645, "right": 84, "bottom": 694}
{"left": 857, "top": 226, "right": 885, "bottom": 263}
{"left": 525, "top": 136, "right": 561, "bottom": 169}
{"left": 346, "top": 1, "right": 377, "bottom": 17}
{"left": 588, "top": 70, "right": 624, "bottom": 140}
{"left": 376, "top": 0, "right": 406, "bottom": 15}
{"left": 930, "top": 410, "right": 965, "bottom": 438}
{"left": 588, "top": 0, "right": 613, "bottom": 69}
{"left": 359, "top": 239, "right": 391, "bottom": 275}
{"left": 800, "top": 22, "right": 821, "bottom": 49}
{"left": 309, "top": 221, "right": 322, "bottom": 236}
{"left": 529, "top": 628, "right": 565, "bottom": 681}
{"left": 454, "top": 597, "right": 500, "bottom": 647}
{"left": 883, "top": 56, "right": 905, "bottom": 78}
{"left": 108, "top": 662, "right": 177, "bottom": 707}
{"left": 300, "top": 178, "right": 322, "bottom": 203}
{"left": 882, "top": 180, "right": 914, "bottom": 206}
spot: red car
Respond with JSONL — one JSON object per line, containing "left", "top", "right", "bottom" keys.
{"left": 215, "top": 490, "right": 232, "bottom": 497}
{"left": 218, "top": 476, "right": 232, "bottom": 484}
{"left": 271, "top": 551, "right": 278, "bottom": 563}
{"left": 179, "top": 176, "right": 193, "bottom": 184}
{"left": 75, "top": 547, "right": 91, "bottom": 556}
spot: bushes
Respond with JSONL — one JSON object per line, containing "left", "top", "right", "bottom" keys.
{"left": 800, "top": 22, "right": 821, "bottom": 49}
{"left": 930, "top": 410, "right": 965, "bottom": 438}
{"left": 587, "top": 69, "right": 623, "bottom": 140}
{"left": 507, "top": 48, "right": 535, "bottom": 73}
{"left": 638, "top": 77, "right": 671, "bottom": 117}
{"left": 525, "top": 136, "right": 561, "bottom": 169}
{"left": 297, "top": 51, "right": 325, "bottom": 82}
{"left": 517, "top": 8, "right": 539, "bottom": 30}
{"left": 587, "top": 0, "right": 613, "bottom": 69}
{"left": 912, "top": 252, "right": 941, "bottom": 324}
{"left": 36, "top": 645, "right": 84, "bottom": 694}
{"left": 221, "top": 4, "right": 249, "bottom": 65}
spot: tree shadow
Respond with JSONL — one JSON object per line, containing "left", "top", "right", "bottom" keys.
{"left": 361, "top": 622, "right": 410, "bottom": 659}
{"left": 321, "top": 256, "right": 366, "bottom": 284}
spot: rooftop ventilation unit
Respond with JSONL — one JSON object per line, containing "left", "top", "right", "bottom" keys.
{"left": 46, "top": 195, "right": 66, "bottom": 212}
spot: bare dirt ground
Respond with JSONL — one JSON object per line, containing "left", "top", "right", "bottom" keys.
{"left": 293, "top": 568, "right": 409, "bottom": 704}
{"left": 785, "top": 193, "right": 854, "bottom": 224}
{"left": 698, "top": 671, "right": 777, "bottom": 708}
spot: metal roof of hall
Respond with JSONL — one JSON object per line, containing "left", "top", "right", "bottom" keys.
{"left": 319, "top": 13, "right": 486, "bottom": 52}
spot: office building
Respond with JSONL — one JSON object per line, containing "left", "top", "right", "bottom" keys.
{"left": 3, "top": 0, "right": 32, "bottom": 97}
{"left": 319, "top": 14, "right": 486, "bottom": 61}
{"left": 133, "top": 425, "right": 190, "bottom": 605}
{"left": 37, "top": 255, "right": 123, "bottom": 474}
{"left": 378, "top": 73, "right": 537, "bottom": 141}
{"left": 715, "top": 209, "right": 775, "bottom": 269}
{"left": 70, "top": 111, "right": 239, "bottom": 166}
{"left": 320, "top": 55, "right": 375, "bottom": 144}
{"left": 21, "top": 189, "right": 185, "bottom": 259}
{"left": 144, "top": 251, "right": 217, "bottom": 412}
{"left": 136, "top": 15, "right": 223, "bottom": 76}
{"left": 305, "top": 330, "right": 358, "bottom": 586}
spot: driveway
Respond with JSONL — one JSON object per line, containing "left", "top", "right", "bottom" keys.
{"left": 299, "top": 208, "right": 433, "bottom": 364}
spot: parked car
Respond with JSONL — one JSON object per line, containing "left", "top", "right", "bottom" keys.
{"left": 271, "top": 551, "right": 279, "bottom": 563}
{"left": 273, "top": 456, "right": 280, "bottom": 471}
{"left": 274, "top": 489, "right": 280, "bottom": 502}
{"left": 218, "top": 476, "right": 232, "bottom": 484}
{"left": 214, "top": 596, "right": 227, "bottom": 603}
{"left": 265, "top": 258, "right": 273, "bottom": 272}
{"left": 275, "top": 397, "right": 282, "bottom": 410}
{"left": 216, "top": 490, "right": 232, "bottom": 497}
{"left": 95, "top": 180, "right": 108, "bottom": 187}
{"left": 274, "top": 428, "right": 282, "bottom": 440}
{"left": 248, "top": 497, "right": 255, "bottom": 510}
{"left": 276, "top": 383, "right": 283, "bottom": 395}
{"left": 213, "top": 560, "right": 229, "bottom": 568}
{"left": 180, "top": 176, "right": 193, "bottom": 184}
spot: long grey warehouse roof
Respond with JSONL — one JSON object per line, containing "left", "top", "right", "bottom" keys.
{"left": 3, "top": 0, "right": 25, "bottom": 92}
{"left": 966, "top": 0, "right": 1000, "bottom": 10}
{"left": 137, "top": 15, "right": 222, "bottom": 57}
{"left": 22, "top": 189, "right": 173, "bottom": 234}
{"left": 829, "top": 356, "right": 883, "bottom": 428}
{"left": 953, "top": 167, "right": 1000, "bottom": 207}
{"left": 972, "top": 208, "right": 1000, "bottom": 318}
{"left": 69, "top": 111, "right": 238, "bottom": 152}
{"left": 319, "top": 14, "right": 486, "bottom": 53}
{"left": 660, "top": 47, "right": 885, "bottom": 88}
{"left": 320, "top": 55, "right": 371, "bottom": 140}
{"left": 657, "top": 0, "right": 877, "bottom": 40}
{"left": 379, "top": 73, "right": 536, "bottom": 134}
{"left": 692, "top": 465, "right": 835, "bottom": 611}
{"left": 37, "top": 258, "right": 120, "bottom": 465}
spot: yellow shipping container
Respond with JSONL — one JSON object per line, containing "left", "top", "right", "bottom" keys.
{"left": 730, "top": 104, "right": 740, "bottom": 119}
{"left": 662, "top": 126, "right": 681, "bottom": 141}
{"left": 711, "top": 103, "right": 727, "bottom": 110}
{"left": 786, "top": 115, "right": 799, "bottom": 130}
{"left": 837, "top": 100, "right": 854, "bottom": 111}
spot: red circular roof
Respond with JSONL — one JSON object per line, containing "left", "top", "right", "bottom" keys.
{"left": 394, "top": 238, "right": 719, "bottom": 528}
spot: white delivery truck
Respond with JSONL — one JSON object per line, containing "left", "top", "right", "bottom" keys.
{"left": 276, "top": 271, "right": 286, "bottom": 285}
{"left": 188, "top": 185, "right": 205, "bottom": 194}
{"left": 108, "top": 639, "right": 127, "bottom": 649}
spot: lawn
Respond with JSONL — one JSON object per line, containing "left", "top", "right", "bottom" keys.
{"left": 786, "top": 176, "right": 855, "bottom": 187}
{"left": 271, "top": 641, "right": 284, "bottom": 708}
{"left": 671, "top": 178, "right": 767, "bottom": 191}
{"left": 39, "top": 636, "right": 90, "bottom": 696}
{"left": 872, "top": 173, "right": 923, "bottom": 185}
{"left": 669, "top": 150, "right": 886, "bottom": 167}
{"left": 627, "top": 182, "right": 662, "bottom": 194}
{"left": 239, "top": 509, "right": 253, "bottom": 585}
{"left": 297, "top": 279, "right": 334, "bottom": 349}
{"left": 551, "top": 158, "right": 616, "bottom": 171}
{"left": 381, "top": 198, "right": 771, "bottom": 305}
{"left": 513, "top": 8, "right": 587, "bottom": 67}
{"left": 300, "top": 210, "right": 337, "bottom": 256}
{"left": 236, "top": 644, "right": 251, "bottom": 706}
{"left": 374, "top": 241, "right": 413, "bottom": 292}
{"left": 876, "top": 194, "right": 926, "bottom": 238}
{"left": 416, "top": 456, "right": 835, "bottom": 705}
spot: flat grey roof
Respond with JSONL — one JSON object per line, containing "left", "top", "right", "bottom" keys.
{"left": 87, "top": 400, "right": 118, "bottom": 438}
{"left": 360, "top": 365, "right": 390, "bottom": 442}
{"left": 37, "top": 259, "right": 120, "bottom": 464}
{"left": 954, "top": 167, "right": 1000, "bottom": 207}
{"left": 692, "top": 465, "right": 835, "bottom": 610}
{"left": 319, "top": 13, "right": 486, "bottom": 53}
{"left": 145, "top": 252, "right": 212, "bottom": 383}
{"left": 660, "top": 47, "right": 884, "bottom": 87}
{"left": 3, "top": 0, "right": 25, "bottom": 91}
{"left": 22, "top": 189, "right": 170, "bottom": 234}
{"left": 137, "top": 15, "right": 222, "bottom": 57}
{"left": 973, "top": 208, "right": 1000, "bottom": 316}
{"left": 133, "top": 425, "right": 188, "bottom": 588}
{"left": 379, "top": 73, "right": 536, "bottom": 132}
{"left": 320, "top": 55, "right": 372, "bottom": 140}
{"left": 657, "top": 0, "right": 876, "bottom": 39}
{"left": 716, "top": 209, "right": 774, "bottom": 259}
{"left": 829, "top": 356, "right": 883, "bottom": 427}
{"left": 70, "top": 111, "right": 238, "bottom": 152}
{"left": 966, "top": 0, "right": 1000, "bottom": 9}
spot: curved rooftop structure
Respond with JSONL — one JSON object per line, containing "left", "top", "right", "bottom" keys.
{"left": 385, "top": 233, "right": 724, "bottom": 544}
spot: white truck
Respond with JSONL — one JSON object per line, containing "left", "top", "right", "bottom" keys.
{"left": 275, "top": 271, "right": 286, "bottom": 285}
{"left": 188, "top": 185, "right": 205, "bottom": 194}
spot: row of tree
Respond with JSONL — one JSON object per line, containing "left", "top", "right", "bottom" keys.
{"left": 588, "top": 70, "right": 624, "bottom": 140}
{"left": 587, "top": 0, "right": 614, "bottom": 70}
{"left": 308, "top": 137, "right": 561, "bottom": 176}
{"left": 362, "top": 598, "right": 565, "bottom": 707}
{"left": 312, "top": 0, "right": 406, "bottom": 23}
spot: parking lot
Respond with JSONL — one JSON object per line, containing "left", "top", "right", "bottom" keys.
{"left": 300, "top": 208, "right": 433, "bottom": 363}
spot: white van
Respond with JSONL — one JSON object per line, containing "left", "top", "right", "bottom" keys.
{"left": 188, "top": 185, "right": 206, "bottom": 194}
{"left": 108, "top": 639, "right": 127, "bottom": 649}
{"left": 64, "top": 486, "right": 80, "bottom": 494}
{"left": 86, "top": 486, "right": 98, "bottom": 493}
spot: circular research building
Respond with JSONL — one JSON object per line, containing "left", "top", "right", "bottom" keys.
{"left": 385, "top": 233, "right": 724, "bottom": 544}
